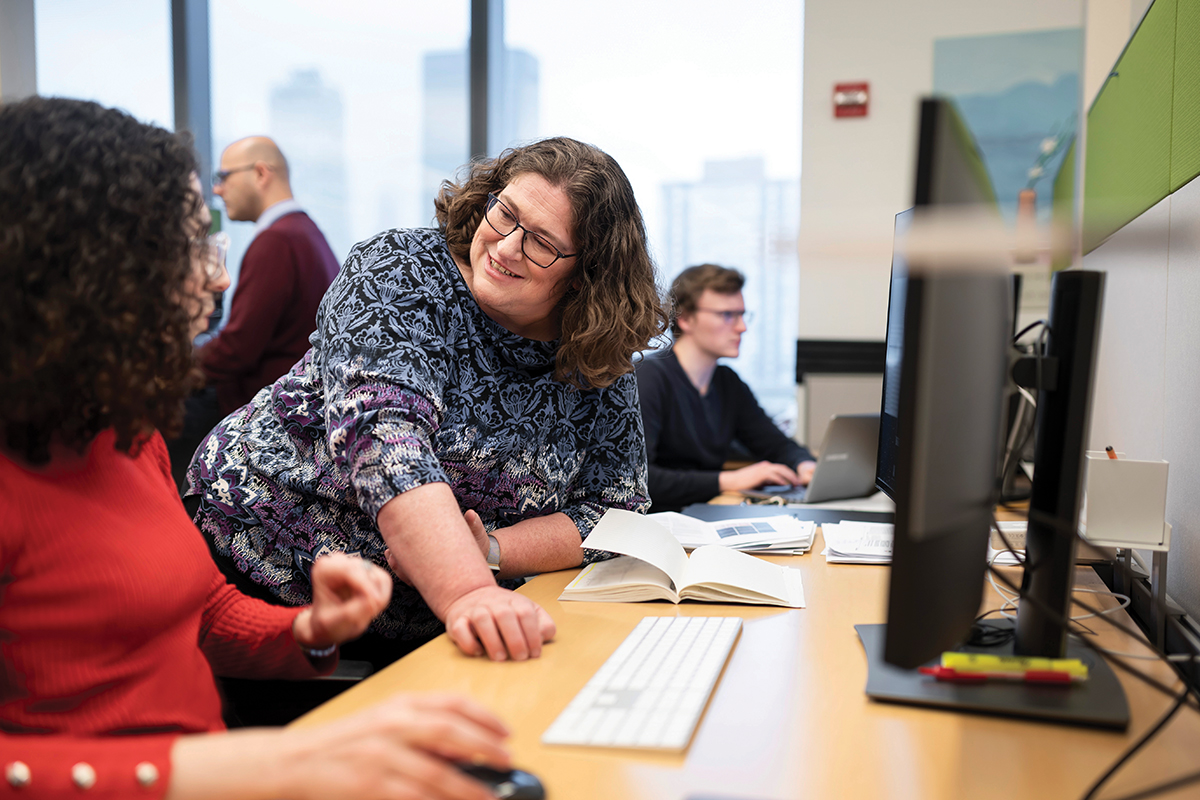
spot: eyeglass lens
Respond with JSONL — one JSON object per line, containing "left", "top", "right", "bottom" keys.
{"left": 194, "top": 233, "right": 229, "bottom": 281}
{"left": 485, "top": 195, "right": 564, "bottom": 268}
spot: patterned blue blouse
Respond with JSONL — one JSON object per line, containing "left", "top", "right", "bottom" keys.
{"left": 186, "top": 228, "right": 649, "bottom": 643}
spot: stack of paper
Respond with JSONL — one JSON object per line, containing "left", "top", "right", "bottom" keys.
{"left": 988, "top": 521, "right": 1025, "bottom": 566}
{"left": 647, "top": 511, "right": 816, "bottom": 555}
{"left": 821, "top": 521, "right": 894, "bottom": 564}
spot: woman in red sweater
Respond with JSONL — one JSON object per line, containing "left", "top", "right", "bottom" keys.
{"left": 0, "top": 98, "right": 509, "bottom": 799}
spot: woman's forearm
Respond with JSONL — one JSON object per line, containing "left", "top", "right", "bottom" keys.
{"left": 167, "top": 730, "right": 290, "bottom": 800}
{"left": 376, "top": 483, "right": 497, "bottom": 620}
{"left": 490, "top": 512, "right": 584, "bottom": 578}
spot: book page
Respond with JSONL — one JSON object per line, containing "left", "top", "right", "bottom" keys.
{"left": 584, "top": 509, "right": 690, "bottom": 590}
{"left": 681, "top": 545, "right": 792, "bottom": 603}
{"left": 559, "top": 556, "right": 679, "bottom": 603}
{"left": 647, "top": 511, "right": 723, "bottom": 549}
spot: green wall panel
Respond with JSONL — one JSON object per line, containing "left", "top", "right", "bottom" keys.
{"left": 1084, "top": 0, "right": 1175, "bottom": 252}
{"left": 1051, "top": 138, "right": 1076, "bottom": 271}
{"left": 1172, "top": 0, "right": 1200, "bottom": 191}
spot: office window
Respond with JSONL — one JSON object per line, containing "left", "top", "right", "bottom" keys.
{"left": 34, "top": 0, "right": 173, "bottom": 128}
{"left": 209, "top": 0, "right": 469, "bottom": 300}
{"left": 505, "top": 0, "right": 803, "bottom": 425}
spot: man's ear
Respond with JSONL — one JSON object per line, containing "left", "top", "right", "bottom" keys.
{"left": 675, "top": 312, "right": 695, "bottom": 336}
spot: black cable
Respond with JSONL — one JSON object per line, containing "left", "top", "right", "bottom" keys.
{"left": 986, "top": 562, "right": 1194, "bottom": 704}
{"left": 985, "top": 519, "right": 1200, "bottom": 800}
{"left": 1013, "top": 318, "right": 1049, "bottom": 344}
{"left": 985, "top": 550, "right": 1199, "bottom": 706}
{"left": 1080, "top": 687, "right": 1190, "bottom": 800}
{"left": 999, "top": 322, "right": 1050, "bottom": 505}
{"left": 1105, "top": 766, "right": 1200, "bottom": 800}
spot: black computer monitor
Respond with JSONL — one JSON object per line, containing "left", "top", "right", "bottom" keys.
{"left": 858, "top": 98, "right": 1127, "bottom": 728}
{"left": 875, "top": 209, "right": 910, "bottom": 502}
{"left": 876, "top": 217, "right": 1024, "bottom": 504}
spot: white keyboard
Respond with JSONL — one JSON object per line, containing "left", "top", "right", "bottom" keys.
{"left": 542, "top": 616, "right": 742, "bottom": 750}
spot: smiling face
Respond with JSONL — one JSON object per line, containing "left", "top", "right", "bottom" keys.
{"left": 676, "top": 289, "right": 748, "bottom": 360}
{"left": 463, "top": 172, "right": 578, "bottom": 340}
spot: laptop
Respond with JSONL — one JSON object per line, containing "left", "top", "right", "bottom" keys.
{"left": 740, "top": 413, "right": 881, "bottom": 505}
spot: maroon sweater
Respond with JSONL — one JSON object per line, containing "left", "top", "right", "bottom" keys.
{"left": 199, "top": 211, "right": 339, "bottom": 414}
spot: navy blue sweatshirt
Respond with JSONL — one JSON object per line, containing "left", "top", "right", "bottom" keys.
{"left": 635, "top": 349, "right": 813, "bottom": 512}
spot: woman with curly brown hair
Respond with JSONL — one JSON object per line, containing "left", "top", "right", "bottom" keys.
{"left": 186, "top": 137, "right": 667, "bottom": 666}
{"left": 0, "top": 97, "right": 512, "bottom": 800}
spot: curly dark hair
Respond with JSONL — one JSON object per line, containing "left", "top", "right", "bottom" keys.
{"left": 435, "top": 137, "right": 668, "bottom": 389}
{"left": 0, "top": 97, "right": 203, "bottom": 465}
{"left": 668, "top": 263, "right": 745, "bottom": 337}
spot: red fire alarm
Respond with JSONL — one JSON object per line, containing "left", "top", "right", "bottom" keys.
{"left": 833, "top": 82, "right": 869, "bottom": 118}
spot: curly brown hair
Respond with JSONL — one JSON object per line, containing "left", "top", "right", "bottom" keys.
{"left": 435, "top": 137, "right": 667, "bottom": 389}
{"left": 0, "top": 97, "right": 203, "bottom": 465}
{"left": 668, "top": 263, "right": 745, "bottom": 337}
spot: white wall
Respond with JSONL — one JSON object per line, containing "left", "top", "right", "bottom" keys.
{"left": 799, "top": 0, "right": 1200, "bottom": 620}
{"left": 1087, "top": 178, "right": 1200, "bottom": 622}
{"left": 799, "top": 0, "right": 1084, "bottom": 341}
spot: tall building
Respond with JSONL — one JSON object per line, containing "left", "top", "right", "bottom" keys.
{"left": 269, "top": 69, "right": 351, "bottom": 262}
{"left": 662, "top": 158, "right": 801, "bottom": 424}
{"left": 420, "top": 47, "right": 539, "bottom": 217}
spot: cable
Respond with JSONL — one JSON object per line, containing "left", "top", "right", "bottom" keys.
{"left": 1013, "top": 318, "right": 1049, "bottom": 343}
{"left": 1072, "top": 642, "right": 1200, "bottom": 662}
{"left": 1105, "top": 767, "right": 1200, "bottom": 800}
{"left": 984, "top": 519, "right": 1200, "bottom": 705}
{"left": 1000, "top": 322, "right": 1050, "bottom": 506}
{"left": 1070, "top": 588, "right": 1131, "bottom": 622}
{"left": 985, "top": 562, "right": 1198, "bottom": 708}
{"left": 984, "top": 537, "right": 1123, "bottom": 623}
{"left": 1080, "top": 685, "right": 1191, "bottom": 800}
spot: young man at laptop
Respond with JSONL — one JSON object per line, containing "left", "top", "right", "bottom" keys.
{"left": 636, "top": 264, "right": 815, "bottom": 512}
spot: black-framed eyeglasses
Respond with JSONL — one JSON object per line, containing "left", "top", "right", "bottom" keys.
{"left": 484, "top": 193, "right": 577, "bottom": 268}
{"left": 695, "top": 308, "right": 753, "bottom": 326}
{"left": 212, "top": 164, "right": 256, "bottom": 186}
{"left": 190, "top": 231, "right": 230, "bottom": 283}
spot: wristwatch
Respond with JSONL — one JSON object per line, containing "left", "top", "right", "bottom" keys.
{"left": 486, "top": 534, "right": 501, "bottom": 572}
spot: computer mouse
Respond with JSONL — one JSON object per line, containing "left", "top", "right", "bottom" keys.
{"left": 456, "top": 764, "right": 545, "bottom": 800}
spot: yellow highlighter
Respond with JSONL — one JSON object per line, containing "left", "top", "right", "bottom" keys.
{"left": 941, "top": 652, "right": 1089, "bottom": 680}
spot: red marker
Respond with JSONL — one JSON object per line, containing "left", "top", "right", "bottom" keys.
{"left": 1105, "top": 446, "right": 1118, "bottom": 460}
{"left": 918, "top": 666, "right": 1078, "bottom": 685}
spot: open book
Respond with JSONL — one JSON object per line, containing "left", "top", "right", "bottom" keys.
{"left": 561, "top": 509, "right": 806, "bottom": 608}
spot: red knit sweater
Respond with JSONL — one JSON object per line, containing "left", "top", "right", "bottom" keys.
{"left": 0, "top": 430, "right": 328, "bottom": 798}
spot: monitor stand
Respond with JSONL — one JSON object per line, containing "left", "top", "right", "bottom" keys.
{"left": 855, "top": 621, "right": 1129, "bottom": 730}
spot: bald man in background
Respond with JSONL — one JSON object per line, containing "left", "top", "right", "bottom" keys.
{"left": 167, "top": 137, "right": 340, "bottom": 488}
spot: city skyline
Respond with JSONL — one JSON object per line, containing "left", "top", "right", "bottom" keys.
{"left": 32, "top": 0, "right": 803, "bottom": 417}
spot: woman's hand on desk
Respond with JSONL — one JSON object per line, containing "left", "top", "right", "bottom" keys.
{"left": 444, "top": 585, "right": 557, "bottom": 662}
{"left": 293, "top": 553, "right": 394, "bottom": 650}
{"left": 168, "top": 693, "right": 510, "bottom": 800}
{"left": 719, "top": 460, "right": 803, "bottom": 493}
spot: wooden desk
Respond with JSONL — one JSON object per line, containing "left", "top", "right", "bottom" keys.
{"left": 297, "top": 532, "right": 1199, "bottom": 800}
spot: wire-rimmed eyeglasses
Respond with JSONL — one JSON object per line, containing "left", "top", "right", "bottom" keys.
{"left": 212, "top": 164, "right": 256, "bottom": 186}
{"left": 191, "top": 231, "right": 230, "bottom": 283}
{"left": 484, "top": 193, "right": 577, "bottom": 268}
{"left": 695, "top": 308, "right": 753, "bottom": 326}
